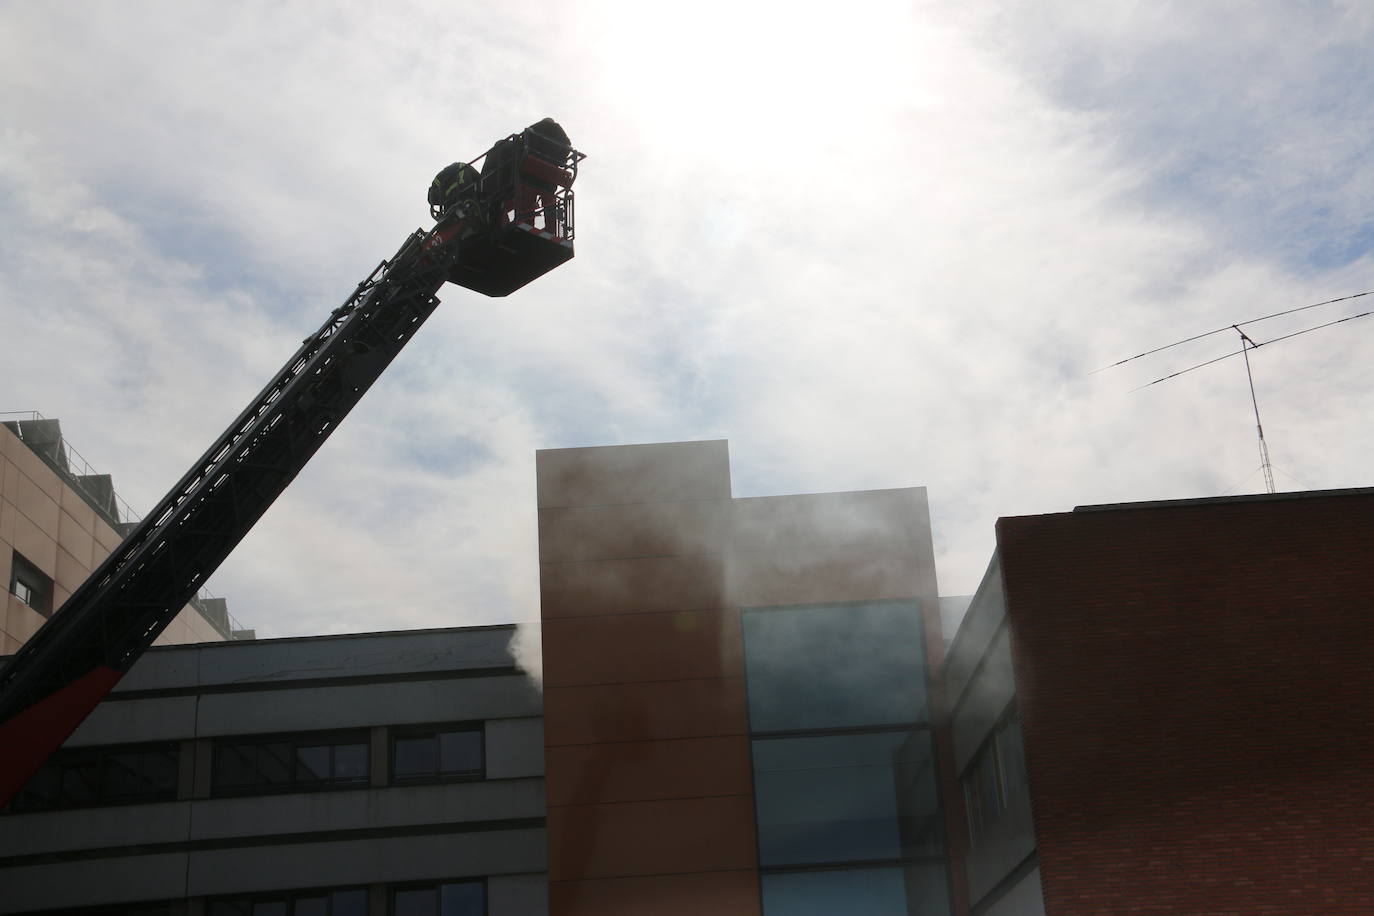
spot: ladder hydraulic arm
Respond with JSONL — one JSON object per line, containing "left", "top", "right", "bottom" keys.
{"left": 0, "top": 220, "right": 471, "bottom": 805}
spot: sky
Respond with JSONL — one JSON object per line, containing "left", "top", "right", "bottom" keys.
{"left": 2, "top": 1, "right": 1371, "bottom": 662}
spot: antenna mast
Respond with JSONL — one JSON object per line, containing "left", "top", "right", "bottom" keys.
{"left": 1097, "top": 289, "right": 1374, "bottom": 495}
{"left": 1234, "top": 326, "right": 1276, "bottom": 494}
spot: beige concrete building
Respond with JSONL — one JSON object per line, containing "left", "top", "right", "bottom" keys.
{"left": 2, "top": 417, "right": 238, "bottom": 654}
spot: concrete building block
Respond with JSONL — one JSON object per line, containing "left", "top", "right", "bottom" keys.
{"left": 3, "top": 427, "right": 64, "bottom": 502}
{"left": 536, "top": 440, "right": 730, "bottom": 509}
{"left": 487, "top": 717, "right": 546, "bottom": 779}
{"left": 55, "top": 545, "right": 91, "bottom": 594}
{"left": 57, "top": 509, "right": 95, "bottom": 569}
{"left": 1, "top": 496, "right": 17, "bottom": 544}
{"left": 93, "top": 515, "right": 124, "bottom": 553}
{"left": 0, "top": 854, "right": 189, "bottom": 914}
{"left": 59, "top": 482, "right": 98, "bottom": 535}
{"left": 185, "top": 828, "right": 547, "bottom": 898}
{"left": 68, "top": 695, "right": 200, "bottom": 746}
{"left": 725, "top": 542, "right": 925, "bottom": 608}
{"left": 12, "top": 469, "right": 60, "bottom": 535}
{"left": 0, "top": 800, "right": 193, "bottom": 857}
{"left": 118, "top": 643, "right": 205, "bottom": 692}
{"left": 539, "top": 553, "right": 727, "bottom": 619}
{"left": 11, "top": 511, "right": 58, "bottom": 578}
{"left": 194, "top": 675, "right": 539, "bottom": 738}
{"left": 5, "top": 598, "right": 44, "bottom": 644}
{"left": 489, "top": 873, "right": 549, "bottom": 916}
{"left": 538, "top": 499, "right": 728, "bottom": 564}
{"left": 190, "top": 627, "right": 520, "bottom": 688}
{"left": 731, "top": 488, "right": 930, "bottom": 553}
{"left": 188, "top": 779, "right": 545, "bottom": 842}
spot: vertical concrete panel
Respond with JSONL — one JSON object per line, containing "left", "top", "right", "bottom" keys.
{"left": 538, "top": 441, "right": 758, "bottom": 915}
{"left": 549, "top": 871, "right": 762, "bottom": 916}
{"left": 489, "top": 874, "right": 549, "bottom": 916}
{"left": 487, "top": 717, "right": 546, "bottom": 779}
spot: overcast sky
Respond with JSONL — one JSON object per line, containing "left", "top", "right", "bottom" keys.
{"left": 2, "top": 1, "right": 1371, "bottom": 655}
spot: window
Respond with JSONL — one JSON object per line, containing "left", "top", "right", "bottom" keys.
{"left": 13, "top": 902, "right": 173, "bottom": 916}
{"left": 212, "top": 730, "right": 369, "bottom": 796}
{"left": 209, "top": 888, "right": 367, "bottom": 916}
{"left": 744, "top": 601, "right": 952, "bottom": 914}
{"left": 761, "top": 864, "right": 949, "bottom": 916}
{"left": 9, "top": 551, "right": 53, "bottom": 617}
{"left": 742, "top": 601, "right": 928, "bottom": 732}
{"left": 753, "top": 730, "right": 941, "bottom": 867}
{"left": 961, "top": 705, "right": 1027, "bottom": 844}
{"left": 390, "top": 724, "right": 483, "bottom": 783}
{"left": 12, "top": 742, "right": 178, "bottom": 812}
{"left": 391, "top": 880, "right": 484, "bottom": 916}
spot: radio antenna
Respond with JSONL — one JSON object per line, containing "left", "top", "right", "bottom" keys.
{"left": 1100, "top": 292, "right": 1373, "bottom": 493}
{"left": 1234, "top": 325, "right": 1276, "bottom": 494}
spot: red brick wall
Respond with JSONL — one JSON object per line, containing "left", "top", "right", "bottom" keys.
{"left": 996, "top": 492, "right": 1374, "bottom": 915}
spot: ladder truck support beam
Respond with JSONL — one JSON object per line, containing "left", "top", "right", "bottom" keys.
{"left": 0, "top": 227, "right": 460, "bottom": 806}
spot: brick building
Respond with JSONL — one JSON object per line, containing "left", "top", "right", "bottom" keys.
{"left": 948, "top": 488, "right": 1374, "bottom": 915}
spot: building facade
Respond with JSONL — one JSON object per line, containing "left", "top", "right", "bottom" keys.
{"left": 949, "top": 487, "right": 1374, "bottom": 916}
{"left": 15, "top": 437, "right": 1365, "bottom": 914}
{"left": 2, "top": 418, "right": 240, "bottom": 653}
{"left": 536, "top": 440, "right": 961, "bottom": 915}
{"left": 3, "top": 437, "right": 964, "bottom": 915}
{"left": 0, "top": 626, "right": 546, "bottom": 914}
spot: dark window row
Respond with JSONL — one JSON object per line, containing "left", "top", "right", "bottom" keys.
{"left": 212, "top": 723, "right": 484, "bottom": 796}
{"left": 962, "top": 704, "right": 1028, "bottom": 844}
{"left": 11, "top": 742, "right": 178, "bottom": 813}
{"left": 392, "top": 880, "right": 484, "bottom": 916}
{"left": 8, "top": 903, "right": 171, "bottom": 916}
{"left": 209, "top": 887, "right": 368, "bottom": 916}
{"left": 209, "top": 879, "right": 483, "bottom": 916}
{"left": 9, "top": 879, "right": 485, "bottom": 916}
{"left": 213, "top": 731, "right": 369, "bottom": 795}
{"left": 392, "top": 724, "right": 483, "bottom": 783}
{"left": 10, "top": 723, "right": 486, "bottom": 812}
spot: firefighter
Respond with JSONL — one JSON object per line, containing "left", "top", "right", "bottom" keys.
{"left": 427, "top": 161, "right": 480, "bottom": 219}
{"left": 517, "top": 118, "right": 573, "bottom": 233}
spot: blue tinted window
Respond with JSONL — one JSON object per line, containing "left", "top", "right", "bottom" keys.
{"left": 754, "top": 731, "right": 940, "bottom": 866}
{"left": 743, "top": 602, "right": 927, "bottom": 732}
{"left": 392, "top": 881, "right": 483, "bottom": 916}
{"left": 761, "top": 864, "right": 950, "bottom": 915}
{"left": 392, "top": 726, "right": 483, "bottom": 782}
{"left": 758, "top": 867, "right": 939, "bottom": 916}
{"left": 14, "top": 742, "right": 180, "bottom": 812}
{"left": 439, "top": 882, "right": 484, "bottom": 916}
{"left": 212, "top": 732, "right": 369, "bottom": 795}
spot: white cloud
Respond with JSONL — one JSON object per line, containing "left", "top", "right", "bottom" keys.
{"left": 1, "top": 0, "right": 1370, "bottom": 658}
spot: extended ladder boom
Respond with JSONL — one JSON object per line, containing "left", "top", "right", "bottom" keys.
{"left": 0, "top": 223, "right": 461, "bottom": 803}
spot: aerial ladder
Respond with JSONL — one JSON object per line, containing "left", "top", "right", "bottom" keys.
{"left": 0, "top": 128, "right": 584, "bottom": 806}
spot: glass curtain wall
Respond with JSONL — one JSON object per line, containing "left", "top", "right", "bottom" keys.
{"left": 742, "top": 601, "right": 953, "bottom": 916}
